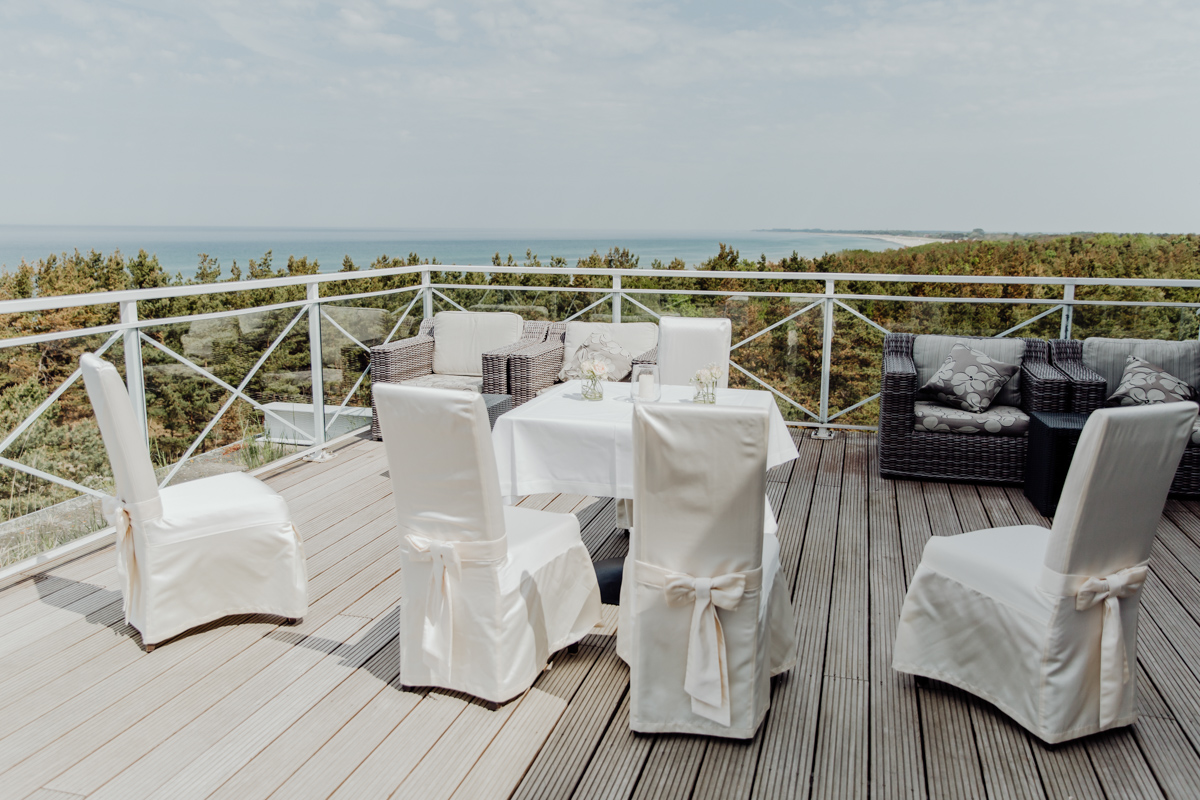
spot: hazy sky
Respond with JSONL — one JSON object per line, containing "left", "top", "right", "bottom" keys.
{"left": 2, "top": 0, "right": 1198, "bottom": 233}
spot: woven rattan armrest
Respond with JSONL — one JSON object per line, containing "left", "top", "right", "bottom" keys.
{"left": 1048, "top": 340, "right": 1106, "bottom": 413}
{"left": 509, "top": 339, "right": 566, "bottom": 406}
{"left": 1019, "top": 363, "right": 1070, "bottom": 413}
{"left": 371, "top": 335, "right": 435, "bottom": 383}
{"left": 481, "top": 321, "right": 550, "bottom": 395}
{"left": 632, "top": 346, "right": 657, "bottom": 367}
{"left": 369, "top": 334, "right": 434, "bottom": 439}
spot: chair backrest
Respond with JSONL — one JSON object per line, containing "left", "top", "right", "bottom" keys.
{"left": 373, "top": 383, "right": 506, "bottom": 543}
{"left": 79, "top": 354, "right": 161, "bottom": 514}
{"left": 430, "top": 311, "right": 524, "bottom": 377}
{"left": 656, "top": 317, "right": 733, "bottom": 388}
{"left": 1081, "top": 337, "right": 1200, "bottom": 398}
{"left": 1044, "top": 402, "right": 1197, "bottom": 577}
{"left": 633, "top": 402, "right": 766, "bottom": 575}
{"left": 911, "top": 334, "right": 1026, "bottom": 407}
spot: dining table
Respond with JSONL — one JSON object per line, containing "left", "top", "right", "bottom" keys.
{"left": 491, "top": 379, "right": 800, "bottom": 529}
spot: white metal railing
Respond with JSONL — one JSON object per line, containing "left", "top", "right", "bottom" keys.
{"left": 3, "top": 263, "right": 1200, "bottom": 508}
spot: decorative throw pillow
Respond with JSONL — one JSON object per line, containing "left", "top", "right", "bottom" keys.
{"left": 562, "top": 332, "right": 637, "bottom": 381}
{"left": 1104, "top": 356, "right": 1196, "bottom": 407}
{"left": 918, "top": 343, "right": 1020, "bottom": 414}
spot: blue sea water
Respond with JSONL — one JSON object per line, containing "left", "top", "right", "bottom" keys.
{"left": 0, "top": 225, "right": 906, "bottom": 277}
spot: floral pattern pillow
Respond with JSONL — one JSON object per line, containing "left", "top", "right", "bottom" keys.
{"left": 918, "top": 343, "right": 1020, "bottom": 413}
{"left": 1105, "top": 356, "right": 1196, "bottom": 407}
{"left": 561, "top": 331, "right": 636, "bottom": 381}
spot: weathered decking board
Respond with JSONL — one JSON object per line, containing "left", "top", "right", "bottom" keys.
{"left": 2, "top": 430, "right": 1200, "bottom": 799}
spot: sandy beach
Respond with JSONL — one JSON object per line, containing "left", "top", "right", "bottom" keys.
{"left": 820, "top": 232, "right": 955, "bottom": 249}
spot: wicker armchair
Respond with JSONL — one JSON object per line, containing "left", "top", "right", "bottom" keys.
{"left": 878, "top": 333, "right": 1070, "bottom": 484}
{"left": 369, "top": 316, "right": 549, "bottom": 438}
{"left": 508, "top": 322, "right": 657, "bottom": 406}
{"left": 1049, "top": 338, "right": 1200, "bottom": 495}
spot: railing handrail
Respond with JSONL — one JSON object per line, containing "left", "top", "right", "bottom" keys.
{"left": 7, "top": 263, "right": 1200, "bottom": 316}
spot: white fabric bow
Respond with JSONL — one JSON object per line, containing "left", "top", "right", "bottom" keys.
{"left": 405, "top": 534, "right": 464, "bottom": 677}
{"left": 1075, "top": 564, "right": 1147, "bottom": 727}
{"left": 664, "top": 571, "right": 747, "bottom": 726}
{"left": 101, "top": 495, "right": 137, "bottom": 623}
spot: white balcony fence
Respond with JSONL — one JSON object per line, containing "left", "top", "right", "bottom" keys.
{"left": 2, "top": 262, "right": 1200, "bottom": 562}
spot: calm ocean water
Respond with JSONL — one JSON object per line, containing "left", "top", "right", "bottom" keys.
{"left": 0, "top": 226, "right": 902, "bottom": 277}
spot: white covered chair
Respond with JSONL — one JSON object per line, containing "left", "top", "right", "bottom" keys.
{"left": 80, "top": 354, "right": 308, "bottom": 651}
{"left": 374, "top": 383, "right": 601, "bottom": 703}
{"left": 893, "top": 401, "right": 1197, "bottom": 743}
{"left": 616, "top": 403, "right": 797, "bottom": 737}
{"left": 656, "top": 316, "right": 733, "bottom": 387}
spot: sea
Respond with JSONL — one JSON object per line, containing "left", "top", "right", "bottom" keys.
{"left": 0, "top": 226, "right": 904, "bottom": 277}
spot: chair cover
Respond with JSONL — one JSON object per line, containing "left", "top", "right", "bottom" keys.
{"left": 373, "top": 383, "right": 601, "bottom": 703}
{"left": 657, "top": 316, "right": 733, "bottom": 388}
{"left": 616, "top": 403, "right": 797, "bottom": 737}
{"left": 80, "top": 354, "right": 307, "bottom": 647}
{"left": 893, "top": 401, "right": 1197, "bottom": 742}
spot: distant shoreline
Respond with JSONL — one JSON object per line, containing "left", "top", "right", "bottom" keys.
{"left": 759, "top": 230, "right": 955, "bottom": 249}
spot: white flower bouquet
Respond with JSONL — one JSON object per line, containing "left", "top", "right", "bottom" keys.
{"left": 691, "top": 362, "right": 721, "bottom": 404}
{"left": 580, "top": 357, "right": 610, "bottom": 401}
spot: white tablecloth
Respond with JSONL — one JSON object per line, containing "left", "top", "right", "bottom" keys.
{"left": 492, "top": 380, "right": 800, "bottom": 499}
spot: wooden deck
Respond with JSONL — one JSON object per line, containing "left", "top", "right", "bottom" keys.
{"left": 2, "top": 429, "right": 1200, "bottom": 799}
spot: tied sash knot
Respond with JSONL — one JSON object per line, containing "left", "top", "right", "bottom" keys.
{"left": 101, "top": 495, "right": 137, "bottom": 623}
{"left": 663, "top": 571, "right": 747, "bottom": 726}
{"left": 1074, "top": 564, "right": 1147, "bottom": 728}
{"left": 404, "top": 533, "right": 505, "bottom": 680}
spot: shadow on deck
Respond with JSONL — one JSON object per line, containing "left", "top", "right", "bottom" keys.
{"left": 1, "top": 429, "right": 1199, "bottom": 799}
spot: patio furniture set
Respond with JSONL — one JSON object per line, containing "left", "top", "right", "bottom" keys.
{"left": 881, "top": 332, "right": 1200, "bottom": 513}
{"left": 75, "top": 310, "right": 1200, "bottom": 747}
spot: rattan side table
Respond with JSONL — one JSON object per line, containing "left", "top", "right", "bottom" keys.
{"left": 1024, "top": 411, "right": 1089, "bottom": 517}
{"left": 483, "top": 393, "right": 513, "bottom": 429}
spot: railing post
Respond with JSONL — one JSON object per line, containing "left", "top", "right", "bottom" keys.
{"left": 307, "top": 283, "right": 327, "bottom": 452}
{"left": 813, "top": 279, "right": 836, "bottom": 439}
{"left": 422, "top": 270, "right": 433, "bottom": 320}
{"left": 612, "top": 273, "right": 622, "bottom": 323}
{"left": 1060, "top": 283, "right": 1075, "bottom": 340}
{"left": 120, "top": 299, "right": 148, "bottom": 443}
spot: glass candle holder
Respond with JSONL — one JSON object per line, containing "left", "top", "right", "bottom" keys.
{"left": 631, "top": 364, "right": 661, "bottom": 403}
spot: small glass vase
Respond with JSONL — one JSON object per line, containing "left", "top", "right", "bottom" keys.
{"left": 581, "top": 376, "right": 604, "bottom": 401}
{"left": 631, "top": 364, "right": 660, "bottom": 403}
{"left": 693, "top": 381, "right": 717, "bottom": 404}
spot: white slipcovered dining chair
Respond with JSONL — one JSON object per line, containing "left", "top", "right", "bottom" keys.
{"left": 656, "top": 316, "right": 733, "bottom": 387}
{"left": 893, "top": 401, "right": 1197, "bottom": 743}
{"left": 80, "top": 354, "right": 308, "bottom": 651}
{"left": 374, "top": 383, "right": 601, "bottom": 704}
{"left": 616, "top": 403, "right": 797, "bottom": 737}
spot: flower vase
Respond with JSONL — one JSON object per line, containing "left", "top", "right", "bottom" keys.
{"left": 581, "top": 376, "right": 604, "bottom": 401}
{"left": 693, "top": 381, "right": 716, "bottom": 404}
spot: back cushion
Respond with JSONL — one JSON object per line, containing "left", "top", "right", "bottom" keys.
{"left": 911, "top": 335, "right": 1026, "bottom": 407}
{"left": 431, "top": 311, "right": 523, "bottom": 376}
{"left": 1082, "top": 338, "right": 1200, "bottom": 398}
{"left": 559, "top": 322, "right": 659, "bottom": 381}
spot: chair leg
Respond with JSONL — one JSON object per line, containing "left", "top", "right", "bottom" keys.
{"left": 285, "top": 617, "right": 303, "bottom": 626}
{"left": 567, "top": 643, "right": 580, "bottom": 654}
{"left": 144, "top": 643, "right": 156, "bottom": 653}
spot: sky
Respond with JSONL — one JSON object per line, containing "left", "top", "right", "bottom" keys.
{"left": 1, "top": 0, "right": 1198, "bottom": 233}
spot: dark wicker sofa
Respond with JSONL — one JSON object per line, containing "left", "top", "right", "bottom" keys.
{"left": 1049, "top": 338, "right": 1200, "bottom": 495}
{"left": 879, "top": 333, "right": 1071, "bottom": 484}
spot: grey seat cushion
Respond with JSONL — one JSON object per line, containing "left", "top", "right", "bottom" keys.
{"left": 912, "top": 336, "right": 1026, "bottom": 408}
{"left": 912, "top": 400, "right": 1030, "bottom": 437}
{"left": 1082, "top": 338, "right": 1200, "bottom": 398}
{"left": 401, "top": 373, "right": 484, "bottom": 393}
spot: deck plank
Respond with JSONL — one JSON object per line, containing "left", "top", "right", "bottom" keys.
{"left": 3, "top": 433, "right": 1197, "bottom": 800}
